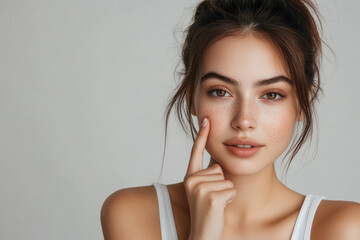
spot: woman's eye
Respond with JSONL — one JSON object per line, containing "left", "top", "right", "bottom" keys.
{"left": 207, "top": 88, "right": 285, "bottom": 100}
{"left": 208, "top": 88, "right": 230, "bottom": 98}
{"left": 262, "top": 91, "right": 284, "bottom": 101}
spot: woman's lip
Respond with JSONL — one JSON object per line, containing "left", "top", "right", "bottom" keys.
{"left": 223, "top": 138, "right": 264, "bottom": 147}
{"left": 225, "top": 145, "right": 263, "bottom": 158}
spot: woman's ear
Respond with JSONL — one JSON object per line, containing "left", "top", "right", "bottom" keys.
{"left": 186, "top": 87, "right": 197, "bottom": 116}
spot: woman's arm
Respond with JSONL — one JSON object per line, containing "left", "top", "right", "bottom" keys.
{"left": 100, "top": 187, "right": 158, "bottom": 240}
{"left": 101, "top": 190, "right": 132, "bottom": 240}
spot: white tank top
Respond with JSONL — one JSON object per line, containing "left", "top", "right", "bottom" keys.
{"left": 152, "top": 182, "right": 326, "bottom": 240}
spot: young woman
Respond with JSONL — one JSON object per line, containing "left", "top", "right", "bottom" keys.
{"left": 101, "top": 0, "right": 360, "bottom": 239}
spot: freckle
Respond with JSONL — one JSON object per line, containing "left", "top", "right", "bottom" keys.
{"left": 206, "top": 110, "right": 226, "bottom": 125}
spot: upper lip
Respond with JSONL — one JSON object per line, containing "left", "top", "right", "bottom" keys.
{"left": 224, "top": 138, "right": 264, "bottom": 147}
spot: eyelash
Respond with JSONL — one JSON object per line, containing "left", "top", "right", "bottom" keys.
{"left": 207, "top": 87, "right": 287, "bottom": 101}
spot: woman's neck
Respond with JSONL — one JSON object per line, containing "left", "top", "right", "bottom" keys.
{"left": 206, "top": 157, "right": 299, "bottom": 227}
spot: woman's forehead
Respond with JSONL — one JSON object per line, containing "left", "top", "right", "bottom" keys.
{"left": 200, "top": 34, "right": 290, "bottom": 84}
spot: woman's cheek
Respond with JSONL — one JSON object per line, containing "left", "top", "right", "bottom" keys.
{"left": 265, "top": 108, "right": 297, "bottom": 147}
{"left": 202, "top": 104, "right": 228, "bottom": 127}
{"left": 197, "top": 99, "right": 226, "bottom": 125}
{"left": 201, "top": 108, "right": 228, "bottom": 151}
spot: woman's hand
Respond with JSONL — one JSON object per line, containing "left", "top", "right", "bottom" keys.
{"left": 184, "top": 117, "right": 237, "bottom": 240}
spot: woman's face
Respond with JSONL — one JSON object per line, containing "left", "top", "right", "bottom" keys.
{"left": 192, "top": 34, "right": 300, "bottom": 175}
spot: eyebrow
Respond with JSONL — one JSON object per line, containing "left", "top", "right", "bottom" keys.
{"left": 200, "top": 72, "right": 293, "bottom": 87}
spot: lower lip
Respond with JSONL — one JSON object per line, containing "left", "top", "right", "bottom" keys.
{"left": 225, "top": 145, "right": 263, "bottom": 158}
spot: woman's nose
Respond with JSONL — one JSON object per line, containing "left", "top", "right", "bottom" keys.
{"left": 231, "top": 100, "right": 257, "bottom": 131}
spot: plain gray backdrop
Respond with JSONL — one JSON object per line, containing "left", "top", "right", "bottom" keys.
{"left": 0, "top": 0, "right": 359, "bottom": 239}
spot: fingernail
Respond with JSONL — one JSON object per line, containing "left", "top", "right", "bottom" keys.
{"left": 201, "top": 117, "right": 208, "bottom": 127}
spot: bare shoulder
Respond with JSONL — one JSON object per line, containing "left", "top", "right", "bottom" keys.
{"left": 312, "top": 199, "right": 360, "bottom": 240}
{"left": 100, "top": 184, "right": 160, "bottom": 240}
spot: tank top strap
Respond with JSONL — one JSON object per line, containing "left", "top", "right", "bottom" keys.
{"left": 152, "top": 182, "right": 178, "bottom": 240}
{"left": 291, "top": 194, "right": 326, "bottom": 240}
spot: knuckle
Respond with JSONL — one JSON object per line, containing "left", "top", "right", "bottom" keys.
{"left": 184, "top": 176, "right": 195, "bottom": 189}
{"left": 225, "top": 180, "right": 234, "bottom": 187}
{"left": 208, "top": 192, "right": 220, "bottom": 207}
{"left": 212, "top": 164, "right": 220, "bottom": 169}
{"left": 185, "top": 175, "right": 193, "bottom": 183}
{"left": 213, "top": 164, "right": 222, "bottom": 172}
{"left": 195, "top": 183, "right": 207, "bottom": 197}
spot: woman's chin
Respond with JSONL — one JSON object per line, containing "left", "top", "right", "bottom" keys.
{"left": 214, "top": 158, "right": 275, "bottom": 177}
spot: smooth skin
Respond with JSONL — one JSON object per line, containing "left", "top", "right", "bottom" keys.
{"left": 101, "top": 35, "right": 360, "bottom": 240}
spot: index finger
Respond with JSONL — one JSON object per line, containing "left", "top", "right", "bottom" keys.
{"left": 185, "top": 117, "right": 210, "bottom": 178}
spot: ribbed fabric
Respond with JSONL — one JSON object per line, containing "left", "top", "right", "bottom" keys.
{"left": 153, "top": 182, "right": 326, "bottom": 240}
{"left": 153, "top": 182, "right": 178, "bottom": 240}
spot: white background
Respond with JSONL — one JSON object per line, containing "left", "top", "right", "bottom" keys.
{"left": 0, "top": 0, "right": 359, "bottom": 239}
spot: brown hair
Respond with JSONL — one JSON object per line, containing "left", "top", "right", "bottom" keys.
{"left": 158, "top": 0, "right": 324, "bottom": 182}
